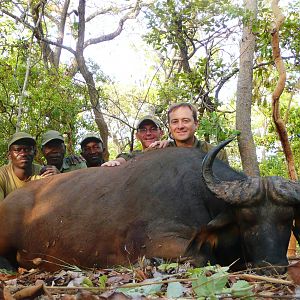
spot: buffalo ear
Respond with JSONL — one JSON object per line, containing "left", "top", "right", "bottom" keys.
{"left": 206, "top": 209, "right": 235, "bottom": 229}
{"left": 185, "top": 210, "right": 237, "bottom": 263}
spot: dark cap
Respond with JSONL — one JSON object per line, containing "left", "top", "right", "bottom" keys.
{"left": 41, "top": 130, "right": 64, "bottom": 146}
{"left": 136, "top": 115, "right": 161, "bottom": 130}
{"left": 80, "top": 133, "right": 103, "bottom": 147}
{"left": 8, "top": 132, "right": 36, "bottom": 150}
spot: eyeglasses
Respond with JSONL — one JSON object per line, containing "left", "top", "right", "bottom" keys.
{"left": 137, "top": 127, "right": 159, "bottom": 134}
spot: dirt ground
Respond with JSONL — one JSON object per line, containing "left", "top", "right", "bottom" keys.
{"left": 1, "top": 257, "right": 300, "bottom": 299}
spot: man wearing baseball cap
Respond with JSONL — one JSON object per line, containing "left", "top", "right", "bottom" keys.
{"left": 0, "top": 132, "right": 50, "bottom": 201}
{"left": 102, "top": 115, "right": 164, "bottom": 167}
{"left": 80, "top": 133, "right": 105, "bottom": 167}
{"left": 41, "top": 130, "right": 87, "bottom": 173}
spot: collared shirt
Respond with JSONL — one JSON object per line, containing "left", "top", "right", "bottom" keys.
{"left": 59, "top": 157, "right": 87, "bottom": 173}
{"left": 0, "top": 163, "right": 42, "bottom": 201}
{"left": 168, "top": 137, "right": 228, "bottom": 163}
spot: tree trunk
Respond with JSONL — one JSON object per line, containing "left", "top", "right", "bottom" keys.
{"left": 76, "top": 0, "right": 109, "bottom": 160}
{"left": 271, "top": 0, "right": 297, "bottom": 257}
{"left": 236, "top": 0, "right": 260, "bottom": 176}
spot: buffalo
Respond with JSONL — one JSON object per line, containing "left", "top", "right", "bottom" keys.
{"left": 0, "top": 138, "right": 299, "bottom": 274}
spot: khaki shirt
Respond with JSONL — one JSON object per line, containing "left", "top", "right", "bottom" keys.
{"left": 60, "top": 157, "right": 87, "bottom": 173}
{"left": 0, "top": 163, "right": 42, "bottom": 201}
{"left": 168, "top": 137, "right": 228, "bottom": 163}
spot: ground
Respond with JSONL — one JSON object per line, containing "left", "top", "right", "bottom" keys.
{"left": 1, "top": 257, "right": 300, "bottom": 299}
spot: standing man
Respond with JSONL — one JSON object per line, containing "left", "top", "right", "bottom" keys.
{"left": 0, "top": 132, "right": 54, "bottom": 201}
{"left": 80, "top": 133, "right": 105, "bottom": 167}
{"left": 102, "top": 116, "right": 164, "bottom": 167}
{"left": 41, "top": 130, "right": 87, "bottom": 173}
{"left": 151, "top": 102, "right": 228, "bottom": 162}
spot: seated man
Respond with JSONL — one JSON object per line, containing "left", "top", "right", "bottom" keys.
{"left": 151, "top": 102, "right": 228, "bottom": 162}
{"left": 80, "top": 133, "right": 105, "bottom": 167}
{"left": 0, "top": 132, "right": 54, "bottom": 201}
{"left": 41, "top": 130, "right": 87, "bottom": 173}
{"left": 102, "top": 115, "right": 164, "bottom": 167}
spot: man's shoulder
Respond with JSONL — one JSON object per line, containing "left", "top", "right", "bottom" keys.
{"left": 196, "top": 139, "right": 228, "bottom": 163}
{"left": 0, "top": 164, "right": 10, "bottom": 179}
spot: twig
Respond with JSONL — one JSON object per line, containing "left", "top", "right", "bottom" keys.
{"left": 237, "top": 273, "right": 293, "bottom": 286}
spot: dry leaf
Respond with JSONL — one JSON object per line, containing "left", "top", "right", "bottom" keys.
{"left": 32, "top": 258, "right": 43, "bottom": 266}
{"left": 0, "top": 282, "right": 15, "bottom": 300}
{"left": 288, "top": 260, "right": 300, "bottom": 284}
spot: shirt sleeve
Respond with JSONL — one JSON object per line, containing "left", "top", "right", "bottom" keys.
{"left": 201, "top": 141, "right": 228, "bottom": 164}
{"left": 116, "top": 152, "right": 135, "bottom": 161}
{"left": 0, "top": 173, "right": 6, "bottom": 201}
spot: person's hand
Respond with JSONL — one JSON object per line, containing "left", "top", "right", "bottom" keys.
{"left": 101, "top": 157, "right": 126, "bottom": 167}
{"left": 148, "top": 140, "right": 170, "bottom": 149}
{"left": 40, "top": 165, "right": 60, "bottom": 177}
{"left": 66, "top": 155, "right": 86, "bottom": 165}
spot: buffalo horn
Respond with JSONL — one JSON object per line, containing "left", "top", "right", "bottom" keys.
{"left": 267, "top": 176, "right": 300, "bottom": 205}
{"left": 202, "top": 137, "right": 264, "bottom": 205}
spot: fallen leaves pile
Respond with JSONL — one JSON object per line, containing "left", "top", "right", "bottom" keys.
{"left": 1, "top": 258, "right": 300, "bottom": 299}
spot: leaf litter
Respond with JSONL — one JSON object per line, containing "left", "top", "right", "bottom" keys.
{"left": 1, "top": 257, "right": 300, "bottom": 299}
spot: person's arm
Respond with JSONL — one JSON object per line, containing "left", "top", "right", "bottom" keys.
{"left": 40, "top": 165, "right": 61, "bottom": 177}
{"left": 101, "top": 157, "right": 126, "bottom": 167}
{"left": 0, "top": 173, "right": 5, "bottom": 201}
{"left": 0, "top": 188, "right": 4, "bottom": 201}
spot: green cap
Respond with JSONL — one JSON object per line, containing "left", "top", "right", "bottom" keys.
{"left": 136, "top": 115, "right": 161, "bottom": 130}
{"left": 80, "top": 133, "right": 103, "bottom": 147}
{"left": 41, "top": 130, "right": 64, "bottom": 146}
{"left": 8, "top": 132, "right": 36, "bottom": 150}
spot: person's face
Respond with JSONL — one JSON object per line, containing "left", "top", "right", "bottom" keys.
{"left": 81, "top": 140, "right": 104, "bottom": 167}
{"left": 136, "top": 121, "right": 163, "bottom": 150}
{"left": 8, "top": 141, "right": 35, "bottom": 169}
{"left": 42, "top": 140, "right": 66, "bottom": 167}
{"left": 169, "top": 106, "right": 198, "bottom": 144}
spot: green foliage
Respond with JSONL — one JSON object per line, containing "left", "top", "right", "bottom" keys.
{"left": 0, "top": 50, "right": 86, "bottom": 165}
{"left": 98, "top": 274, "right": 108, "bottom": 289}
{"left": 191, "top": 265, "right": 254, "bottom": 299}
{"left": 157, "top": 262, "right": 179, "bottom": 272}
{"left": 81, "top": 277, "right": 93, "bottom": 287}
{"left": 197, "top": 111, "right": 238, "bottom": 143}
{"left": 166, "top": 282, "right": 184, "bottom": 298}
{"left": 259, "top": 154, "right": 288, "bottom": 177}
{"left": 117, "top": 279, "right": 163, "bottom": 297}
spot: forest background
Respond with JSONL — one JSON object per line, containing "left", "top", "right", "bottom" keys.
{"left": 0, "top": 0, "right": 299, "bottom": 178}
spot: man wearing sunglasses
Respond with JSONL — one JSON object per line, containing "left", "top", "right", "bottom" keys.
{"left": 102, "top": 116, "right": 164, "bottom": 167}
{"left": 0, "top": 132, "right": 55, "bottom": 201}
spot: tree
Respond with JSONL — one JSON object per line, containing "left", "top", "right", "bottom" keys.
{"left": 236, "top": 0, "right": 260, "bottom": 176}
{"left": 144, "top": 0, "right": 243, "bottom": 136}
{"left": 0, "top": 0, "right": 151, "bottom": 159}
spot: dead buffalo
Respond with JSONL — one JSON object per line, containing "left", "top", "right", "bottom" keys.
{"left": 0, "top": 138, "right": 299, "bottom": 274}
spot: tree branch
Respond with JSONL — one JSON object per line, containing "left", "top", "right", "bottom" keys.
{"left": 83, "top": 1, "right": 142, "bottom": 48}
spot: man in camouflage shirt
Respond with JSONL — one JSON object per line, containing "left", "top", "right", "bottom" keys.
{"left": 41, "top": 130, "right": 87, "bottom": 173}
{"left": 102, "top": 116, "right": 164, "bottom": 167}
{"left": 150, "top": 102, "right": 228, "bottom": 163}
